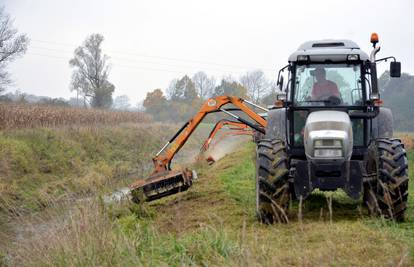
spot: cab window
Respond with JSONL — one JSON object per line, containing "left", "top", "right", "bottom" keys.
{"left": 294, "top": 64, "right": 363, "bottom": 106}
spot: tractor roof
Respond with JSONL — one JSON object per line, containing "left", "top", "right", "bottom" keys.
{"left": 288, "top": 39, "right": 369, "bottom": 62}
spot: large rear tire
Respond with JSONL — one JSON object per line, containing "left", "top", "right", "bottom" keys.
{"left": 364, "top": 138, "right": 409, "bottom": 221}
{"left": 256, "top": 139, "right": 291, "bottom": 224}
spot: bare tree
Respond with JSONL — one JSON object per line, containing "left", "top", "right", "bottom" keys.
{"left": 192, "top": 71, "right": 215, "bottom": 100}
{"left": 0, "top": 7, "right": 29, "bottom": 93}
{"left": 69, "top": 34, "right": 115, "bottom": 108}
{"left": 166, "top": 78, "right": 180, "bottom": 100}
{"left": 261, "top": 80, "right": 281, "bottom": 105}
{"left": 166, "top": 75, "right": 198, "bottom": 102}
{"left": 240, "top": 70, "right": 269, "bottom": 103}
{"left": 113, "top": 95, "right": 131, "bottom": 110}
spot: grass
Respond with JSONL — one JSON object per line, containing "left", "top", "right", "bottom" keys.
{"left": 368, "top": 149, "right": 414, "bottom": 258}
{"left": 0, "top": 122, "right": 212, "bottom": 216}
{"left": 3, "top": 141, "right": 413, "bottom": 266}
{"left": 0, "top": 124, "right": 167, "bottom": 215}
{"left": 396, "top": 132, "right": 414, "bottom": 151}
{"left": 1, "top": 124, "right": 413, "bottom": 266}
{"left": 149, "top": 145, "right": 414, "bottom": 266}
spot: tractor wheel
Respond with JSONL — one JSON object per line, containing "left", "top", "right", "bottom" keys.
{"left": 364, "top": 138, "right": 409, "bottom": 221}
{"left": 256, "top": 138, "right": 291, "bottom": 224}
{"left": 253, "top": 130, "right": 265, "bottom": 143}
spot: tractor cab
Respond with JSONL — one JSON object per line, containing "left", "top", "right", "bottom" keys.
{"left": 276, "top": 37, "right": 400, "bottom": 158}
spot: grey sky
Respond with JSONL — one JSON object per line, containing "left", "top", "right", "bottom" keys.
{"left": 3, "top": 0, "right": 414, "bottom": 103}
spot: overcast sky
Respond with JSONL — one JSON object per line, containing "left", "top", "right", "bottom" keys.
{"left": 3, "top": 0, "right": 414, "bottom": 103}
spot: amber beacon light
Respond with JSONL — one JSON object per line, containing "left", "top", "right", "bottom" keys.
{"left": 370, "top": 32, "right": 379, "bottom": 47}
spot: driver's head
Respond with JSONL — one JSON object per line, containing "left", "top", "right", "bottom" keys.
{"left": 314, "top": 66, "right": 326, "bottom": 82}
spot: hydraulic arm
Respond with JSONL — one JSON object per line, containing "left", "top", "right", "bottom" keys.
{"left": 129, "top": 96, "right": 267, "bottom": 203}
{"left": 200, "top": 119, "right": 253, "bottom": 153}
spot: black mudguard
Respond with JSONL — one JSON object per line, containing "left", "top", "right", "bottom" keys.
{"left": 372, "top": 107, "right": 394, "bottom": 139}
{"left": 265, "top": 108, "right": 286, "bottom": 140}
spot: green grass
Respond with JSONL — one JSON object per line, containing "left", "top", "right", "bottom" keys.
{"left": 366, "top": 150, "right": 414, "bottom": 257}
{"left": 0, "top": 123, "right": 200, "bottom": 215}
{"left": 218, "top": 148, "right": 414, "bottom": 265}
{"left": 2, "top": 135, "right": 414, "bottom": 266}
{"left": 218, "top": 143, "right": 256, "bottom": 206}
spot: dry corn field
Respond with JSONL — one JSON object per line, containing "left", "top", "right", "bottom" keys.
{"left": 0, "top": 103, "right": 151, "bottom": 129}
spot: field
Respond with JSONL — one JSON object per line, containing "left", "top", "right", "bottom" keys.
{"left": 0, "top": 103, "right": 150, "bottom": 129}
{"left": 0, "top": 114, "right": 412, "bottom": 266}
{"left": 0, "top": 126, "right": 413, "bottom": 266}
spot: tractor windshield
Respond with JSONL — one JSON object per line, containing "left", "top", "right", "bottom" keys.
{"left": 294, "top": 64, "right": 363, "bottom": 106}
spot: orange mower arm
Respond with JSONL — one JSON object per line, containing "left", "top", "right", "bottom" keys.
{"left": 151, "top": 96, "right": 267, "bottom": 173}
{"left": 200, "top": 119, "right": 253, "bottom": 152}
{"left": 129, "top": 96, "right": 267, "bottom": 202}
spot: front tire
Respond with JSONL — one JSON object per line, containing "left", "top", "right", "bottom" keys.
{"left": 256, "top": 139, "right": 291, "bottom": 223}
{"left": 364, "top": 138, "right": 409, "bottom": 221}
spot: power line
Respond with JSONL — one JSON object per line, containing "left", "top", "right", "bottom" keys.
{"left": 30, "top": 39, "right": 276, "bottom": 71}
{"left": 29, "top": 46, "right": 251, "bottom": 73}
{"left": 27, "top": 46, "right": 277, "bottom": 76}
{"left": 26, "top": 52, "right": 264, "bottom": 76}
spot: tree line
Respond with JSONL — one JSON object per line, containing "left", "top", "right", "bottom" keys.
{"left": 0, "top": 5, "right": 278, "bottom": 114}
{"left": 143, "top": 71, "right": 280, "bottom": 122}
{"left": 2, "top": 5, "right": 413, "bottom": 131}
{"left": 379, "top": 71, "right": 414, "bottom": 131}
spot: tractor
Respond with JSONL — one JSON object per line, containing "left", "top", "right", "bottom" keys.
{"left": 256, "top": 33, "right": 408, "bottom": 223}
{"left": 129, "top": 33, "right": 409, "bottom": 223}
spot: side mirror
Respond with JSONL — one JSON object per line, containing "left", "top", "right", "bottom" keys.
{"left": 276, "top": 93, "right": 287, "bottom": 101}
{"left": 278, "top": 76, "right": 284, "bottom": 90}
{"left": 275, "top": 93, "right": 287, "bottom": 108}
{"left": 390, "top": 61, "right": 401, "bottom": 77}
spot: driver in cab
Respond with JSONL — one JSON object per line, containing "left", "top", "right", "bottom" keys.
{"left": 311, "top": 67, "right": 340, "bottom": 101}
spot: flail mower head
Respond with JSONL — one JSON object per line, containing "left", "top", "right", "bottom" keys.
{"left": 129, "top": 168, "right": 195, "bottom": 203}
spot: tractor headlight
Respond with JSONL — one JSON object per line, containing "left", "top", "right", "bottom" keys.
{"left": 347, "top": 54, "right": 360, "bottom": 61}
{"left": 314, "top": 149, "right": 343, "bottom": 158}
{"left": 313, "top": 139, "right": 343, "bottom": 158}
{"left": 297, "top": 55, "right": 310, "bottom": 62}
{"left": 314, "top": 140, "right": 342, "bottom": 147}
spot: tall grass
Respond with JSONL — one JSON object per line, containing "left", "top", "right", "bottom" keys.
{"left": 0, "top": 124, "right": 179, "bottom": 215}
{"left": 0, "top": 120, "right": 212, "bottom": 216}
{"left": 2, "top": 142, "right": 413, "bottom": 266}
{"left": 3, "top": 198, "right": 241, "bottom": 266}
{"left": 0, "top": 103, "right": 150, "bottom": 129}
{"left": 0, "top": 122, "right": 214, "bottom": 265}
{"left": 396, "top": 132, "right": 414, "bottom": 150}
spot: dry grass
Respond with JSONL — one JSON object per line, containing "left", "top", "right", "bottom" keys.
{"left": 0, "top": 122, "right": 216, "bottom": 264}
{"left": 0, "top": 120, "right": 213, "bottom": 216}
{"left": 2, "top": 123, "right": 413, "bottom": 265}
{"left": 0, "top": 103, "right": 151, "bottom": 129}
{"left": 396, "top": 132, "right": 414, "bottom": 151}
{"left": 4, "top": 199, "right": 128, "bottom": 266}
{"left": 3, "top": 144, "right": 412, "bottom": 266}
